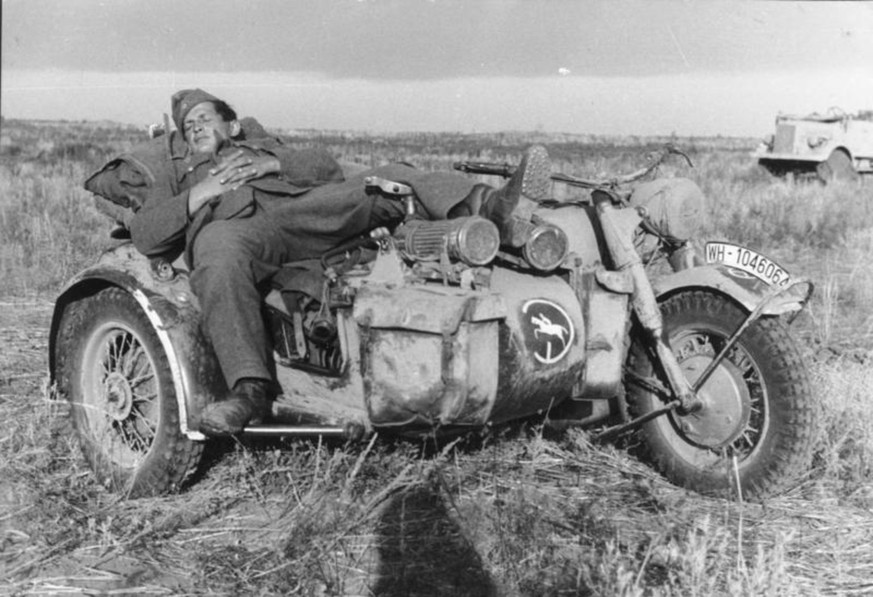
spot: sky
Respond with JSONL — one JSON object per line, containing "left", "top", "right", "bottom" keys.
{"left": 2, "top": 0, "right": 873, "bottom": 137}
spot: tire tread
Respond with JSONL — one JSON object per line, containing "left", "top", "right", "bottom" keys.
{"left": 56, "top": 287, "right": 203, "bottom": 497}
{"left": 627, "top": 290, "right": 815, "bottom": 500}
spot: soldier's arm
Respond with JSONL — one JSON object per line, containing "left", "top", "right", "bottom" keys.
{"left": 131, "top": 166, "right": 241, "bottom": 255}
{"left": 209, "top": 141, "right": 345, "bottom": 190}
{"left": 129, "top": 182, "right": 190, "bottom": 257}
{"left": 276, "top": 147, "right": 345, "bottom": 187}
{"left": 85, "top": 156, "right": 189, "bottom": 256}
{"left": 247, "top": 139, "right": 345, "bottom": 186}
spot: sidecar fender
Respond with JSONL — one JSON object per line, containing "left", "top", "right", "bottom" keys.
{"left": 652, "top": 264, "right": 807, "bottom": 316}
{"left": 50, "top": 246, "right": 216, "bottom": 441}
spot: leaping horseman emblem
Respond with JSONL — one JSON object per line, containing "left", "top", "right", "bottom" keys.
{"left": 521, "top": 299, "right": 575, "bottom": 365}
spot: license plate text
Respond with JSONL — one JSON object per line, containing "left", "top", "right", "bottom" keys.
{"left": 705, "top": 242, "right": 792, "bottom": 287}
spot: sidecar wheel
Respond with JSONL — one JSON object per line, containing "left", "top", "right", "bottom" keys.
{"left": 626, "top": 290, "right": 815, "bottom": 500}
{"left": 56, "top": 287, "right": 203, "bottom": 497}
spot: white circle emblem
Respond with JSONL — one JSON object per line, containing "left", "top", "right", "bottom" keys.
{"left": 521, "top": 299, "right": 575, "bottom": 365}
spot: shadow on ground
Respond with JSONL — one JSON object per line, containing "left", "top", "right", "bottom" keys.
{"left": 373, "top": 483, "right": 497, "bottom": 597}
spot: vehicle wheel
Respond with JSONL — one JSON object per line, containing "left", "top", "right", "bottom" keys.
{"left": 56, "top": 287, "right": 203, "bottom": 497}
{"left": 817, "top": 150, "right": 858, "bottom": 183}
{"left": 626, "top": 290, "right": 815, "bottom": 500}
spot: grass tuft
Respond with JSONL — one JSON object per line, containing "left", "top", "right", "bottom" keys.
{"left": 2, "top": 121, "right": 872, "bottom": 594}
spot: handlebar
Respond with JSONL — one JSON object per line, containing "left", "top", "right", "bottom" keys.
{"left": 452, "top": 161, "right": 516, "bottom": 178}
{"left": 453, "top": 144, "right": 693, "bottom": 191}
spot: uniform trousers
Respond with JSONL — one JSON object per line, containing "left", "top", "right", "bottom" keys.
{"left": 189, "top": 164, "right": 477, "bottom": 388}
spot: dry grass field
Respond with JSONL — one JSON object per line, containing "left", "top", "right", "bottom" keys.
{"left": 1, "top": 119, "right": 873, "bottom": 596}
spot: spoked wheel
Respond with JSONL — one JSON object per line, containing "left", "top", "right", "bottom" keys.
{"left": 626, "top": 290, "right": 815, "bottom": 500}
{"left": 56, "top": 287, "right": 203, "bottom": 497}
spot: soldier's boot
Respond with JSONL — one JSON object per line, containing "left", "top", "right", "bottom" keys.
{"left": 453, "top": 145, "right": 552, "bottom": 247}
{"left": 199, "top": 378, "right": 271, "bottom": 436}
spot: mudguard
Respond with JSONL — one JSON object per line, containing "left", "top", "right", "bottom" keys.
{"left": 49, "top": 244, "right": 216, "bottom": 441}
{"left": 652, "top": 263, "right": 810, "bottom": 316}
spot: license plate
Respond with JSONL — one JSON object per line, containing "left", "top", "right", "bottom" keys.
{"left": 705, "top": 242, "right": 793, "bottom": 287}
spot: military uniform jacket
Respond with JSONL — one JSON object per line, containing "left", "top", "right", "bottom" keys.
{"left": 85, "top": 129, "right": 344, "bottom": 258}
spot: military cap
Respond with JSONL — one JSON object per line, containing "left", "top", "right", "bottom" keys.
{"left": 171, "top": 88, "right": 221, "bottom": 133}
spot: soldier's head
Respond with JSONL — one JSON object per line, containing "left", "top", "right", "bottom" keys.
{"left": 171, "top": 89, "right": 241, "bottom": 154}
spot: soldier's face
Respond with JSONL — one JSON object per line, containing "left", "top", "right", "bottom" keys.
{"left": 183, "top": 102, "right": 237, "bottom": 154}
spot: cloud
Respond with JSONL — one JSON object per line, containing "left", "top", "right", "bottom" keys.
{"left": 3, "top": 0, "right": 872, "bottom": 80}
{"left": 4, "top": 1, "right": 871, "bottom": 135}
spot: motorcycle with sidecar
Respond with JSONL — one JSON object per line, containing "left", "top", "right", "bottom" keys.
{"left": 49, "top": 145, "right": 816, "bottom": 500}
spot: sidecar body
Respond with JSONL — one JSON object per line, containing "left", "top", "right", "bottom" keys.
{"left": 50, "top": 239, "right": 601, "bottom": 442}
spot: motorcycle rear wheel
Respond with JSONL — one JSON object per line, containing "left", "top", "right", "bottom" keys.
{"left": 626, "top": 290, "right": 815, "bottom": 500}
{"left": 56, "top": 287, "right": 203, "bottom": 497}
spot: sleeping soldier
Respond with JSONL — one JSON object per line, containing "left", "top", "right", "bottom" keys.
{"left": 85, "top": 88, "right": 552, "bottom": 436}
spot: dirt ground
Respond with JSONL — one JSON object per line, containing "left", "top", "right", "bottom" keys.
{"left": 0, "top": 300, "right": 51, "bottom": 395}
{"left": 3, "top": 299, "right": 873, "bottom": 596}
{"left": 0, "top": 301, "right": 499, "bottom": 595}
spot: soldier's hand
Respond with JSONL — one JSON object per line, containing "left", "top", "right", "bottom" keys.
{"left": 211, "top": 150, "right": 280, "bottom": 189}
{"left": 187, "top": 173, "right": 227, "bottom": 215}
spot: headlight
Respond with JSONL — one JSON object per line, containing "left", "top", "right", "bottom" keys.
{"left": 394, "top": 216, "right": 500, "bottom": 266}
{"left": 807, "top": 135, "right": 828, "bottom": 149}
{"left": 523, "top": 222, "right": 569, "bottom": 271}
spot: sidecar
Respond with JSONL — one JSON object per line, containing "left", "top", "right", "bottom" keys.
{"left": 48, "top": 213, "right": 605, "bottom": 497}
